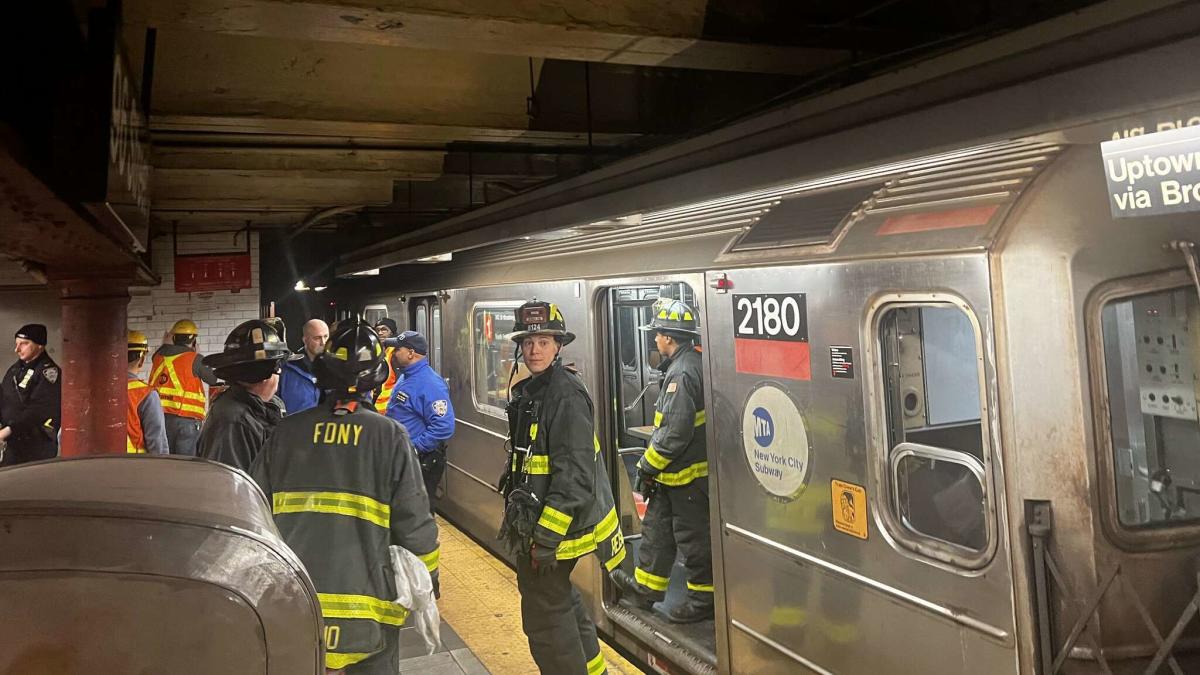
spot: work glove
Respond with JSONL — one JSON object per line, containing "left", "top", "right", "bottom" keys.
{"left": 497, "top": 467, "right": 514, "bottom": 497}
{"left": 636, "top": 468, "right": 658, "bottom": 497}
{"left": 530, "top": 542, "right": 559, "bottom": 576}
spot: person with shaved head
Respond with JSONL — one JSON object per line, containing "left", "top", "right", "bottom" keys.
{"left": 278, "top": 318, "right": 329, "bottom": 415}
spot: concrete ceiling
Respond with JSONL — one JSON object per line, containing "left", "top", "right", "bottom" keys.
{"left": 120, "top": 0, "right": 1110, "bottom": 246}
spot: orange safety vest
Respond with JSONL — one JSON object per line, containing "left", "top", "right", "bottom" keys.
{"left": 150, "top": 351, "right": 207, "bottom": 420}
{"left": 127, "top": 379, "right": 153, "bottom": 453}
{"left": 374, "top": 347, "right": 397, "bottom": 413}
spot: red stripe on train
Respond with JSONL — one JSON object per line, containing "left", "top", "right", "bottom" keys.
{"left": 877, "top": 204, "right": 999, "bottom": 235}
{"left": 734, "top": 339, "right": 811, "bottom": 380}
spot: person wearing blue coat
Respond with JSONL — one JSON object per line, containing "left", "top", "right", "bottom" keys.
{"left": 384, "top": 330, "right": 454, "bottom": 514}
{"left": 277, "top": 319, "right": 328, "bottom": 415}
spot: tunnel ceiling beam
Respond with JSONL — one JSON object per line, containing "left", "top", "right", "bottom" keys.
{"left": 127, "top": 0, "right": 851, "bottom": 75}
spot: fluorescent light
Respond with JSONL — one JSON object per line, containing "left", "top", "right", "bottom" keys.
{"left": 416, "top": 253, "right": 452, "bottom": 263}
{"left": 352, "top": 268, "right": 380, "bottom": 276}
{"left": 294, "top": 280, "right": 310, "bottom": 292}
{"left": 313, "top": 286, "right": 327, "bottom": 291}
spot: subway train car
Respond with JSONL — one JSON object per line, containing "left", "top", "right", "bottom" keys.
{"left": 353, "top": 53, "right": 1200, "bottom": 674}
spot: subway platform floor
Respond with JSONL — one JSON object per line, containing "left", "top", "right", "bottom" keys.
{"left": 394, "top": 516, "right": 643, "bottom": 674}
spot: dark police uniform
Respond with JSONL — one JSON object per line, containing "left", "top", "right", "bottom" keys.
{"left": 504, "top": 362, "right": 625, "bottom": 675}
{"left": 0, "top": 351, "right": 61, "bottom": 466}
{"left": 251, "top": 395, "right": 440, "bottom": 673}
{"left": 632, "top": 343, "right": 712, "bottom": 609}
{"left": 197, "top": 383, "right": 285, "bottom": 472}
{"left": 385, "top": 357, "right": 454, "bottom": 513}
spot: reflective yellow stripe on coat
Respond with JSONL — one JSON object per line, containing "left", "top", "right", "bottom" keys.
{"left": 272, "top": 491, "right": 390, "bottom": 528}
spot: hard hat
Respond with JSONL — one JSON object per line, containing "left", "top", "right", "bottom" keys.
{"left": 313, "top": 318, "right": 389, "bottom": 393}
{"left": 640, "top": 299, "right": 701, "bottom": 340}
{"left": 507, "top": 300, "right": 575, "bottom": 346}
{"left": 202, "top": 320, "right": 291, "bottom": 383}
{"left": 170, "top": 319, "right": 199, "bottom": 337}
{"left": 127, "top": 330, "right": 149, "bottom": 353}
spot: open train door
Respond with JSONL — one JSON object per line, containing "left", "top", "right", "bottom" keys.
{"left": 703, "top": 259, "right": 1019, "bottom": 674}
{"left": 597, "top": 276, "right": 720, "bottom": 675}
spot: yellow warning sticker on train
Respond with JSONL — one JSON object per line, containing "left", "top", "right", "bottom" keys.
{"left": 831, "top": 479, "right": 868, "bottom": 540}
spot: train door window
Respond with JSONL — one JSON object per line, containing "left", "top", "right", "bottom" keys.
{"left": 471, "top": 304, "right": 521, "bottom": 417}
{"left": 1099, "top": 285, "right": 1200, "bottom": 529}
{"left": 414, "top": 304, "right": 427, "bottom": 335}
{"left": 877, "top": 302, "right": 992, "bottom": 563}
{"left": 431, "top": 305, "right": 443, "bottom": 373}
{"left": 363, "top": 304, "right": 388, "bottom": 328}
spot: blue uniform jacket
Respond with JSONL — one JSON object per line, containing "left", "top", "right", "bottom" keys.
{"left": 385, "top": 359, "right": 454, "bottom": 453}
{"left": 277, "top": 357, "right": 321, "bottom": 416}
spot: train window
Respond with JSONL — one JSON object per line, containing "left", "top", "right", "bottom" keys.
{"left": 878, "top": 303, "right": 991, "bottom": 560}
{"left": 471, "top": 305, "right": 521, "bottom": 417}
{"left": 414, "top": 304, "right": 427, "bottom": 334}
{"left": 431, "top": 305, "right": 443, "bottom": 373}
{"left": 1100, "top": 286, "right": 1200, "bottom": 529}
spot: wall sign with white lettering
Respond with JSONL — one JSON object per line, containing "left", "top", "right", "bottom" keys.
{"left": 1101, "top": 124, "right": 1200, "bottom": 218}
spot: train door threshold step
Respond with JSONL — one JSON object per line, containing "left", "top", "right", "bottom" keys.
{"left": 608, "top": 604, "right": 717, "bottom": 675}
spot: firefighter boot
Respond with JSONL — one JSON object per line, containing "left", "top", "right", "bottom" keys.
{"left": 611, "top": 569, "right": 656, "bottom": 610}
{"left": 667, "top": 602, "right": 714, "bottom": 624}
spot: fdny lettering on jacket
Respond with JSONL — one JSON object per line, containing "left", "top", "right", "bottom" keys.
{"left": 312, "top": 422, "right": 364, "bottom": 445}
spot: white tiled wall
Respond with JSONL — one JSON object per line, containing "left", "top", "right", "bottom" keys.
{"left": 127, "top": 231, "right": 261, "bottom": 377}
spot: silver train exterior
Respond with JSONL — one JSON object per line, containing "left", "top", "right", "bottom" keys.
{"left": 356, "top": 70, "right": 1200, "bottom": 675}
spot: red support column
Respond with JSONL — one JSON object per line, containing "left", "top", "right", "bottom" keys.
{"left": 54, "top": 276, "right": 131, "bottom": 456}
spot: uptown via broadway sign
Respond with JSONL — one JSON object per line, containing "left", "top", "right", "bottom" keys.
{"left": 1102, "top": 123, "right": 1200, "bottom": 218}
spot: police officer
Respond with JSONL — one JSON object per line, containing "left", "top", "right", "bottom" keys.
{"left": 126, "top": 330, "right": 169, "bottom": 455}
{"left": 498, "top": 300, "right": 625, "bottom": 675}
{"left": 611, "top": 299, "right": 713, "bottom": 623}
{"left": 278, "top": 318, "right": 328, "bottom": 415}
{"left": 383, "top": 330, "right": 454, "bottom": 515}
{"left": 250, "top": 319, "right": 440, "bottom": 673}
{"left": 150, "top": 319, "right": 219, "bottom": 455}
{"left": 372, "top": 318, "right": 398, "bottom": 412}
{"left": 0, "top": 324, "right": 61, "bottom": 465}
{"left": 197, "top": 320, "right": 290, "bottom": 472}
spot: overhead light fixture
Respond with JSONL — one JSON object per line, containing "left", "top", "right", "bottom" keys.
{"left": 313, "top": 286, "right": 327, "bottom": 292}
{"left": 415, "top": 253, "right": 452, "bottom": 263}
{"left": 294, "top": 280, "right": 311, "bottom": 292}
{"left": 352, "top": 268, "right": 380, "bottom": 276}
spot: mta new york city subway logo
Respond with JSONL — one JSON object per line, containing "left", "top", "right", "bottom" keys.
{"left": 741, "top": 384, "right": 811, "bottom": 499}
{"left": 752, "top": 407, "right": 774, "bottom": 448}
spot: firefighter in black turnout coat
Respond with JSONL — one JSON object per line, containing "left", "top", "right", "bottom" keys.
{"left": 612, "top": 299, "right": 714, "bottom": 623}
{"left": 198, "top": 319, "right": 290, "bottom": 472}
{"left": 251, "top": 319, "right": 440, "bottom": 673}
{"left": 498, "top": 300, "right": 625, "bottom": 675}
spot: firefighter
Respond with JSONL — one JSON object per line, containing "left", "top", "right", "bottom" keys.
{"left": 197, "top": 320, "right": 290, "bottom": 472}
{"left": 383, "top": 330, "right": 454, "bottom": 515}
{"left": 372, "top": 318, "right": 398, "bottom": 412}
{"left": 250, "top": 319, "right": 440, "bottom": 673}
{"left": 0, "top": 324, "right": 61, "bottom": 465}
{"left": 497, "top": 300, "right": 625, "bottom": 675}
{"left": 150, "top": 319, "right": 219, "bottom": 456}
{"left": 126, "top": 330, "right": 169, "bottom": 455}
{"left": 611, "top": 299, "right": 713, "bottom": 623}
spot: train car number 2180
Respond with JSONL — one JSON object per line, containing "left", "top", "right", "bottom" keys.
{"left": 733, "top": 293, "right": 808, "bottom": 341}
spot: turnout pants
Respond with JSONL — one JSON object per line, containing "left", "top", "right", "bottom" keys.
{"left": 515, "top": 556, "right": 607, "bottom": 675}
{"left": 634, "top": 480, "right": 713, "bottom": 607}
{"left": 164, "top": 414, "right": 202, "bottom": 456}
